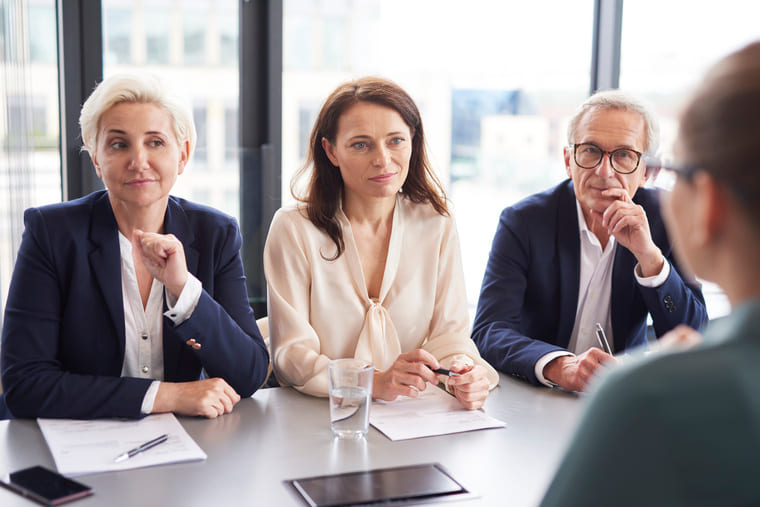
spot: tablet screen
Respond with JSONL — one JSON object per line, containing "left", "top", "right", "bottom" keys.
{"left": 288, "top": 463, "right": 468, "bottom": 506}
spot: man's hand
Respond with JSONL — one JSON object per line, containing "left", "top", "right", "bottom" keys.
{"left": 650, "top": 324, "right": 702, "bottom": 353}
{"left": 372, "top": 349, "right": 440, "bottom": 402}
{"left": 600, "top": 188, "right": 664, "bottom": 277}
{"left": 445, "top": 362, "right": 491, "bottom": 410}
{"left": 543, "top": 348, "right": 616, "bottom": 392}
{"left": 153, "top": 378, "right": 241, "bottom": 418}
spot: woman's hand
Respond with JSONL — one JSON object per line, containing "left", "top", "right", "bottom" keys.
{"left": 153, "top": 378, "right": 241, "bottom": 418}
{"left": 132, "top": 229, "right": 189, "bottom": 299}
{"left": 445, "top": 362, "right": 491, "bottom": 410}
{"left": 372, "top": 349, "right": 440, "bottom": 402}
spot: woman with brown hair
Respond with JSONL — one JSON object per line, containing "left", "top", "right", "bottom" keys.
{"left": 264, "top": 77, "right": 497, "bottom": 408}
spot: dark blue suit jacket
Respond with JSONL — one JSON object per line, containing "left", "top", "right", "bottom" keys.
{"left": 0, "top": 191, "right": 269, "bottom": 419}
{"left": 472, "top": 179, "right": 708, "bottom": 385}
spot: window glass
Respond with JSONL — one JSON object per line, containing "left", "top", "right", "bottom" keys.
{"left": 282, "top": 0, "right": 594, "bottom": 312}
{"left": 102, "top": 0, "right": 240, "bottom": 220}
{"left": 0, "top": 0, "right": 61, "bottom": 318}
{"left": 620, "top": 0, "right": 760, "bottom": 318}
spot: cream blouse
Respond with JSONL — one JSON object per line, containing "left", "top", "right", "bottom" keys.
{"left": 264, "top": 194, "right": 499, "bottom": 396}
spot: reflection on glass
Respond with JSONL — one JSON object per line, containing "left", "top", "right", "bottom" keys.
{"left": 0, "top": 0, "right": 61, "bottom": 317}
{"left": 282, "top": 0, "right": 594, "bottom": 311}
{"left": 620, "top": 0, "right": 760, "bottom": 318}
{"left": 102, "top": 0, "right": 240, "bottom": 220}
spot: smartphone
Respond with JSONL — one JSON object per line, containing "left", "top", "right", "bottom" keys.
{"left": 287, "top": 463, "right": 472, "bottom": 506}
{"left": 0, "top": 466, "right": 93, "bottom": 506}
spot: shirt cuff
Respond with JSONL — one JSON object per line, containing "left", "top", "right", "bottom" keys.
{"left": 140, "top": 380, "right": 161, "bottom": 414}
{"left": 164, "top": 274, "right": 202, "bottom": 325}
{"left": 634, "top": 259, "right": 671, "bottom": 288}
{"left": 535, "top": 350, "right": 575, "bottom": 387}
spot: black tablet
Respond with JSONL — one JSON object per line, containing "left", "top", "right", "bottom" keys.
{"left": 286, "top": 463, "right": 473, "bottom": 506}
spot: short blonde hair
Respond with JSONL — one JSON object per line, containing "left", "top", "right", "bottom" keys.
{"left": 567, "top": 89, "right": 660, "bottom": 154}
{"left": 79, "top": 73, "right": 196, "bottom": 160}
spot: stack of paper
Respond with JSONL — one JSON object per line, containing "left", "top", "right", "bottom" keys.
{"left": 37, "top": 413, "right": 206, "bottom": 476}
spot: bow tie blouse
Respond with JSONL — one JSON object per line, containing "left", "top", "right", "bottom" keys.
{"left": 263, "top": 194, "right": 498, "bottom": 396}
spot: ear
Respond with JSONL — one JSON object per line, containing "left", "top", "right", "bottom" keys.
{"left": 178, "top": 140, "right": 190, "bottom": 175}
{"left": 91, "top": 153, "right": 103, "bottom": 179}
{"left": 321, "top": 137, "right": 339, "bottom": 167}
{"left": 563, "top": 146, "right": 572, "bottom": 178}
{"left": 641, "top": 163, "right": 660, "bottom": 187}
{"left": 691, "top": 172, "right": 727, "bottom": 246}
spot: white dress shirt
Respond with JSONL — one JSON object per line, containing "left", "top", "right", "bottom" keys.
{"left": 118, "top": 232, "right": 202, "bottom": 413}
{"left": 264, "top": 195, "right": 499, "bottom": 397}
{"left": 534, "top": 199, "right": 670, "bottom": 386}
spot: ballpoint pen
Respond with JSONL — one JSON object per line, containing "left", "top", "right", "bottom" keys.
{"left": 427, "top": 365, "right": 461, "bottom": 377}
{"left": 114, "top": 434, "right": 169, "bottom": 463}
{"left": 595, "top": 323, "right": 612, "bottom": 355}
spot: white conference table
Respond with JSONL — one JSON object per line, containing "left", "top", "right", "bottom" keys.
{"left": 0, "top": 374, "right": 585, "bottom": 506}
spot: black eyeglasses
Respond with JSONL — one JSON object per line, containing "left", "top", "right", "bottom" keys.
{"left": 572, "top": 143, "right": 643, "bottom": 175}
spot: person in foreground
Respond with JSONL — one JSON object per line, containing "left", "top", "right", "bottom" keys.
{"left": 0, "top": 74, "right": 269, "bottom": 420}
{"left": 541, "top": 41, "right": 760, "bottom": 506}
{"left": 472, "top": 90, "right": 707, "bottom": 392}
{"left": 264, "top": 77, "right": 498, "bottom": 409}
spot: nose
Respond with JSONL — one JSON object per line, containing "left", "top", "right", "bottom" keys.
{"left": 129, "top": 145, "right": 149, "bottom": 170}
{"left": 373, "top": 145, "right": 391, "bottom": 167}
{"left": 594, "top": 152, "right": 615, "bottom": 178}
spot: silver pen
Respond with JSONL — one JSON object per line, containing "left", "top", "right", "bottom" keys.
{"left": 114, "top": 434, "right": 168, "bottom": 463}
{"left": 595, "top": 323, "right": 612, "bottom": 355}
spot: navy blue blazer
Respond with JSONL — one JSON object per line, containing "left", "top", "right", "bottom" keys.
{"left": 472, "top": 179, "right": 708, "bottom": 385}
{"left": 0, "top": 190, "right": 269, "bottom": 419}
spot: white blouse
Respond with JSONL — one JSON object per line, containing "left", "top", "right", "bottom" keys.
{"left": 264, "top": 194, "right": 499, "bottom": 396}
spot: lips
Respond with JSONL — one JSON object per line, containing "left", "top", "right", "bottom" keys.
{"left": 126, "top": 179, "right": 157, "bottom": 187}
{"left": 369, "top": 173, "right": 397, "bottom": 183}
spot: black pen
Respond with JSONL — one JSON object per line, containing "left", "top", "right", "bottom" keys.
{"left": 595, "top": 323, "right": 612, "bottom": 355}
{"left": 114, "top": 434, "right": 169, "bottom": 463}
{"left": 427, "top": 365, "right": 461, "bottom": 377}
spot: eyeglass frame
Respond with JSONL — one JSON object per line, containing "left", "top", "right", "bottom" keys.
{"left": 571, "top": 143, "right": 644, "bottom": 175}
{"left": 651, "top": 156, "right": 751, "bottom": 204}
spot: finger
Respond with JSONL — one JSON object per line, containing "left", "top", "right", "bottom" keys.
{"left": 400, "top": 349, "right": 440, "bottom": 369}
{"left": 387, "top": 369, "right": 427, "bottom": 391}
{"left": 601, "top": 187, "right": 632, "bottom": 202}
{"left": 610, "top": 215, "right": 644, "bottom": 236}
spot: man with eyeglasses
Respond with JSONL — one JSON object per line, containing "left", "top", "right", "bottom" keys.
{"left": 472, "top": 90, "right": 708, "bottom": 392}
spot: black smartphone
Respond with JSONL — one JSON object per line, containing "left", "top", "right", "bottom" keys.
{"left": 287, "top": 462, "right": 472, "bottom": 506}
{"left": 0, "top": 466, "right": 93, "bottom": 506}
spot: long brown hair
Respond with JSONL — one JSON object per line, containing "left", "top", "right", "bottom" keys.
{"left": 292, "top": 77, "right": 448, "bottom": 259}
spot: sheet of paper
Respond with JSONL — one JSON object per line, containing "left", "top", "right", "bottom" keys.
{"left": 369, "top": 386, "right": 506, "bottom": 441}
{"left": 37, "top": 412, "right": 206, "bottom": 476}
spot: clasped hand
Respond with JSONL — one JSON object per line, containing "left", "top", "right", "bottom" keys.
{"left": 154, "top": 378, "right": 241, "bottom": 419}
{"left": 597, "top": 188, "right": 663, "bottom": 275}
{"left": 372, "top": 349, "right": 490, "bottom": 410}
{"left": 132, "top": 229, "right": 189, "bottom": 299}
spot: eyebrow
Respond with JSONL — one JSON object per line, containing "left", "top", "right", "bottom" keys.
{"left": 347, "top": 131, "right": 408, "bottom": 141}
{"left": 104, "top": 129, "right": 168, "bottom": 137}
{"left": 580, "top": 140, "right": 640, "bottom": 151}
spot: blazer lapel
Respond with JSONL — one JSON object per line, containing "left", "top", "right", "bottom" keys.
{"left": 88, "top": 192, "right": 126, "bottom": 355}
{"left": 556, "top": 181, "right": 581, "bottom": 348}
{"left": 161, "top": 197, "right": 199, "bottom": 380}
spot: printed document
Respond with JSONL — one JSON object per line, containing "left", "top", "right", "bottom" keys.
{"left": 370, "top": 386, "right": 506, "bottom": 441}
{"left": 37, "top": 412, "right": 206, "bottom": 476}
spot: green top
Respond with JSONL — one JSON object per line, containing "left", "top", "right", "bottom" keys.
{"left": 541, "top": 299, "right": 760, "bottom": 507}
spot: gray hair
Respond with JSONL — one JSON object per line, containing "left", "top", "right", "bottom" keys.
{"left": 79, "top": 73, "right": 196, "bottom": 160}
{"left": 567, "top": 89, "right": 660, "bottom": 154}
